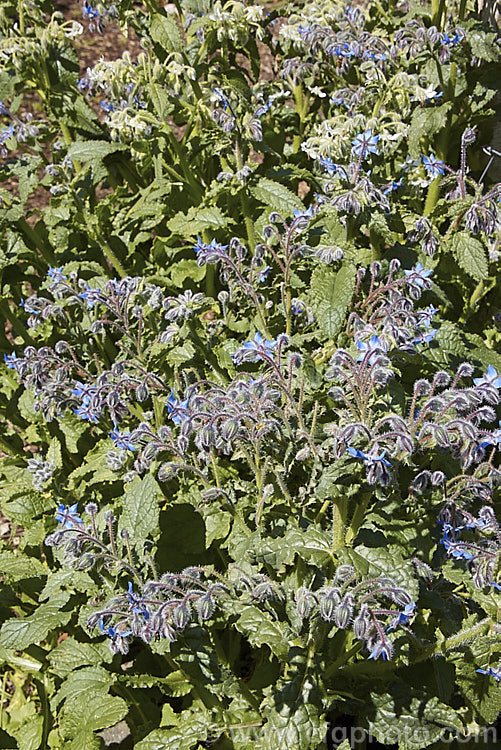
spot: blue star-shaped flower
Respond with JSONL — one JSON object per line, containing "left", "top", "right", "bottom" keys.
{"left": 351, "top": 129, "right": 379, "bottom": 158}
{"left": 355, "top": 334, "right": 386, "bottom": 364}
{"left": 167, "top": 389, "right": 190, "bottom": 426}
{"left": 387, "top": 603, "right": 416, "bottom": 632}
{"left": 47, "top": 266, "right": 67, "bottom": 281}
{"left": 3, "top": 352, "right": 18, "bottom": 370}
{"left": 423, "top": 154, "right": 446, "bottom": 179}
{"left": 109, "top": 429, "right": 136, "bottom": 451}
{"left": 473, "top": 365, "right": 501, "bottom": 388}
{"left": 55, "top": 503, "right": 84, "bottom": 529}
{"left": 368, "top": 641, "right": 392, "bottom": 661}
{"left": 256, "top": 265, "right": 271, "bottom": 283}
{"left": 403, "top": 262, "right": 433, "bottom": 288}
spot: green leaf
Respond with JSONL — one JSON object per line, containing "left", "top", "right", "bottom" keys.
{"left": 150, "top": 13, "right": 183, "bottom": 54}
{"left": 67, "top": 440, "right": 117, "bottom": 490}
{"left": 68, "top": 140, "right": 127, "bottom": 163}
{"left": 343, "top": 545, "right": 419, "bottom": 601}
{"left": 39, "top": 569, "right": 96, "bottom": 602}
{"left": 119, "top": 472, "right": 161, "bottom": 544}
{"left": 120, "top": 670, "right": 193, "bottom": 697}
{"left": 368, "top": 689, "right": 462, "bottom": 750}
{"left": 58, "top": 414, "right": 88, "bottom": 453}
{"left": 46, "top": 436, "right": 62, "bottom": 470}
{"left": 60, "top": 691, "right": 128, "bottom": 739}
{"left": 1, "top": 491, "right": 53, "bottom": 525}
{"left": 169, "top": 258, "right": 206, "bottom": 287}
{"left": 167, "top": 206, "right": 232, "bottom": 236}
{"left": 250, "top": 178, "right": 304, "bottom": 217}
{"left": 149, "top": 83, "right": 172, "bottom": 119}
{"left": 0, "top": 593, "right": 71, "bottom": 650}
{"left": 408, "top": 103, "right": 452, "bottom": 159}
{"left": 468, "top": 30, "right": 501, "bottom": 62}
{"left": 135, "top": 707, "right": 215, "bottom": 750}
{"left": 234, "top": 605, "right": 291, "bottom": 660}
{"left": 257, "top": 676, "right": 326, "bottom": 750}
{"left": 0, "top": 551, "right": 47, "bottom": 583}
{"left": 17, "top": 714, "right": 43, "bottom": 750}
{"left": 309, "top": 263, "right": 356, "bottom": 339}
{"left": 48, "top": 637, "right": 112, "bottom": 677}
{"left": 433, "top": 321, "right": 469, "bottom": 360}
{"left": 55, "top": 666, "right": 115, "bottom": 708}
{"left": 450, "top": 232, "right": 488, "bottom": 281}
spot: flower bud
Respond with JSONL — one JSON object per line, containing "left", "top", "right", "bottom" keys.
{"left": 135, "top": 383, "right": 149, "bottom": 402}
{"left": 196, "top": 593, "right": 215, "bottom": 621}
{"left": 171, "top": 602, "right": 191, "bottom": 630}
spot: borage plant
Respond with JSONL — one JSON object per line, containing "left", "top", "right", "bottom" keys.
{"left": 2, "top": 221, "right": 501, "bottom": 748}
{"left": 0, "top": 0, "right": 500, "bottom": 748}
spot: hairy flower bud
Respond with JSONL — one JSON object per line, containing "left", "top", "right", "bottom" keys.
{"left": 135, "top": 383, "right": 149, "bottom": 402}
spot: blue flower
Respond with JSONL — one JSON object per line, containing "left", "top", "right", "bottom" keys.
{"left": 442, "top": 30, "right": 463, "bottom": 46}
{"left": 368, "top": 641, "right": 392, "bottom": 661}
{"left": 293, "top": 206, "right": 314, "bottom": 219}
{"left": 79, "top": 284, "right": 100, "bottom": 309}
{"left": 414, "top": 328, "right": 437, "bottom": 346}
{"left": 419, "top": 305, "right": 438, "bottom": 330}
{"left": 109, "top": 429, "right": 136, "bottom": 451}
{"left": 232, "top": 332, "right": 277, "bottom": 365}
{"left": 257, "top": 265, "right": 271, "bottom": 283}
{"left": 423, "top": 154, "right": 446, "bottom": 179}
{"left": 55, "top": 503, "right": 84, "bottom": 529}
{"left": 47, "top": 266, "right": 67, "bottom": 281}
{"left": 477, "top": 421, "right": 501, "bottom": 451}
{"left": 73, "top": 392, "right": 100, "bottom": 422}
{"left": 346, "top": 445, "right": 391, "bottom": 467}
{"left": 476, "top": 666, "right": 501, "bottom": 684}
{"left": 355, "top": 334, "right": 387, "bottom": 364}
{"left": 491, "top": 582, "right": 501, "bottom": 592}
{"left": 126, "top": 581, "right": 150, "bottom": 620}
{"left": 3, "top": 352, "right": 18, "bottom": 370}
{"left": 351, "top": 129, "right": 379, "bottom": 158}
{"left": 193, "top": 237, "right": 228, "bottom": 256}
{"left": 441, "top": 530, "right": 474, "bottom": 560}
{"left": 101, "top": 100, "right": 114, "bottom": 113}
{"left": 383, "top": 179, "right": 403, "bottom": 195}
{"left": 387, "top": 603, "right": 416, "bottom": 632}
{"left": 403, "top": 263, "right": 433, "bottom": 288}
{"left": 473, "top": 365, "right": 501, "bottom": 388}
{"left": 167, "top": 389, "right": 190, "bottom": 426}
{"left": 82, "top": 1, "right": 100, "bottom": 19}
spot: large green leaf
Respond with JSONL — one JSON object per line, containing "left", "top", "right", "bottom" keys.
{"left": 234, "top": 605, "right": 292, "bottom": 660}
{"left": 0, "top": 551, "right": 47, "bottom": 582}
{"left": 59, "top": 691, "right": 128, "bottom": 739}
{"left": 250, "top": 178, "right": 304, "bottom": 218}
{"left": 167, "top": 206, "right": 231, "bottom": 236}
{"left": 309, "top": 263, "right": 356, "bottom": 339}
{"left": 0, "top": 593, "right": 71, "bottom": 650}
{"left": 368, "top": 689, "right": 462, "bottom": 750}
{"left": 450, "top": 232, "right": 488, "bottom": 281}
{"left": 135, "top": 707, "right": 215, "bottom": 750}
{"left": 55, "top": 666, "right": 115, "bottom": 708}
{"left": 119, "top": 472, "right": 161, "bottom": 544}
{"left": 48, "top": 637, "right": 112, "bottom": 677}
{"left": 68, "top": 140, "right": 127, "bottom": 163}
{"left": 150, "top": 13, "right": 183, "bottom": 54}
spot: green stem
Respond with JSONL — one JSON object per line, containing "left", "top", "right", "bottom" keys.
{"left": 234, "top": 138, "right": 256, "bottom": 252}
{"left": 332, "top": 497, "right": 348, "bottom": 551}
{"left": 345, "top": 492, "right": 372, "bottom": 546}
{"left": 18, "top": 0, "right": 24, "bottom": 34}
{"left": 0, "top": 301, "right": 36, "bottom": 345}
{"left": 423, "top": 176, "right": 441, "bottom": 217}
